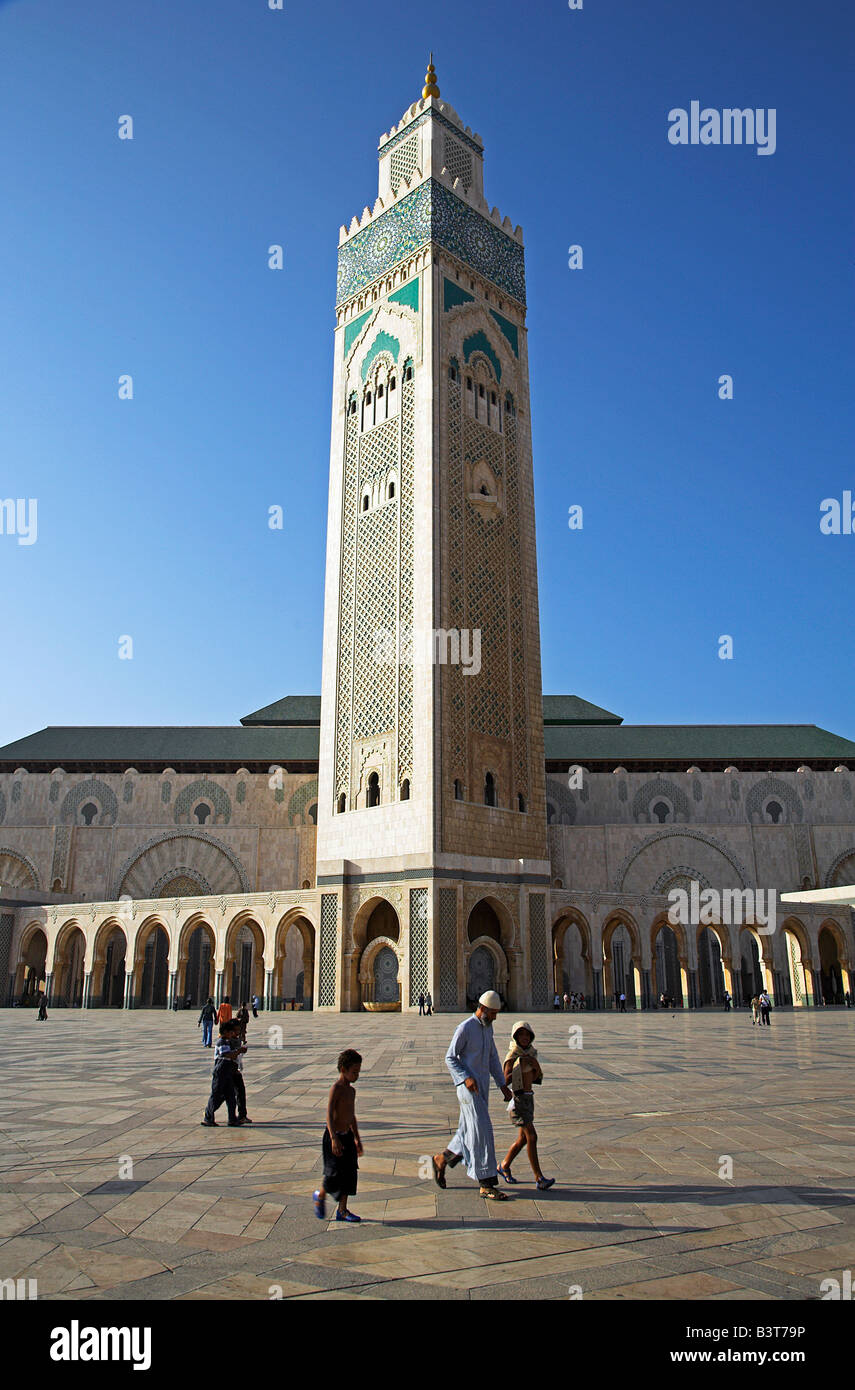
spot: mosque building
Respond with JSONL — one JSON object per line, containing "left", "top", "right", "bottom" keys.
{"left": 2, "top": 62, "right": 854, "bottom": 1012}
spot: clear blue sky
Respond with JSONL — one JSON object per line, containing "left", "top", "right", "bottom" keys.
{"left": 1, "top": 0, "right": 852, "bottom": 746}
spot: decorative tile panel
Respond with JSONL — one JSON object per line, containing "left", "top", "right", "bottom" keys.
{"left": 409, "top": 888, "right": 429, "bottom": 1000}
{"left": 318, "top": 893, "right": 338, "bottom": 1007}
{"left": 438, "top": 888, "right": 458, "bottom": 1008}
{"left": 337, "top": 180, "right": 525, "bottom": 306}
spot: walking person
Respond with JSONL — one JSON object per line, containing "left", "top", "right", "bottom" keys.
{"left": 553, "top": 993, "right": 561, "bottom": 1012}
{"left": 750, "top": 995, "right": 760, "bottom": 1025}
{"left": 619, "top": 992, "right": 627, "bottom": 1013}
{"left": 418, "top": 992, "right": 425, "bottom": 1016}
{"left": 236, "top": 1001, "right": 250, "bottom": 1042}
{"left": 231, "top": 1020, "right": 253, "bottom": 1123}
{"left": 563, "top": 992, "right": 570, "bottom": 1011}
{"left": 723, "top": 990, "right": 731, "bottom": 1012}
{"left": 759, "top": 989, "right": 772, "bottom": 1027}
{"left": 198, "top": 995, "right": 216, "bottom": 1048}
{"left": 251, "top": 994, "right": 259, "bottom": 1019}
{"left": 431, "top": 991, "right": 513, "bottom": 1202}
{"left": 497, "top": 1022, "right": 555, "bottom": 1190}
{"left": 216, "top": 996, "right": 233, "bottom": 1025}
{"left": 424, "top": 991, "right": 433, "bottom": 1016}
{"left": 201, "top": 1021, "right": 243, "bottom": 1127}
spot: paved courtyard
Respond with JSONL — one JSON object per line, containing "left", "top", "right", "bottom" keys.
{"left": 0, "top": 1007, "right": 853, "bottom": 1301}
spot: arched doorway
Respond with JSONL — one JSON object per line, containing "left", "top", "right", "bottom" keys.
{"left": 99, "top": 927, "right": 127, "bottom": 1007}
{"left": 16, "top": 926, "right": 47, "bottom": 1005}
{"left": 467, "top": 944, "right": 496, "bottom": 1001}
{"left": 819, "top": 925, "right": 845, "bottom": 1004}
{"left": 653, "top": 923, "right": 682, "bottom": 1006}
{"left": 53, "top": 925, "right": 86, "bottom": 1007}
{"left": 739, "top": 928, "right": 765, "bottom": 1002}
{"left": 137, "top": 924, "right": 170, "bottom": 1007}
{"left": 373, "top": 945, "right": 399, "bottom": 1003}
{"left": 697, "top": 925, "right": 726, "bottom": 1006}
{"left": 353, "top": 898, "right": 402, "bottom": 1010}
{"left": 552, "top": 912, "right": 591, "bottom": 1001}
{"left": 784, "top": 922, "right": 811, "bottom": 1007}
{"left": 606, "top": 923, "right": 636, "bottom": 1008}
{"left": 278, "top": 916, "right": 315, "bottom": 1009}
{"left": 182, "top": 924, "right": 214, "bottom": 1007}
{"left": 225, "top": 917, "right": 265, "bottom": 1008}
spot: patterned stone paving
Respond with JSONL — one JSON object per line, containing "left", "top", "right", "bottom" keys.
{"left": 0, "top": 1008, "right": 853, "bottom": 1300}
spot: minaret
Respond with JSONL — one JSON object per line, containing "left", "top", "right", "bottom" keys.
{"left": 315, "top": 60, "right": 551, "bottom": 1012}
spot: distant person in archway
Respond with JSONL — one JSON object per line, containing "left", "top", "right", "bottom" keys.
{"left": 424, "top": 991, "right": 433, "bottom": 1016}
{"left": 217, "top": 996, "right": 232, "bottom": 1024}
{"left": 37, "top": 994, "right": 48, "bottom": 1021}
{"left": 251, "top": 994, "right": 260, "bottom": 1018}
{"left": 723, "top": 991, "right": 731, "bottom": 1012}
{"left": 418, "top": 992, "right": 426, "bottom": 1016}
{"left": 619, "top": 992, "right": 627, "bottom": 1013}
{"left": 759, "top": 990, "right": 772, "bottom": 1026}
{"left": 431, "top": 991, "right": 513, "bottom": 1201}
{"left": 236, "top": 1002, "right": 250, "bottom": 1042}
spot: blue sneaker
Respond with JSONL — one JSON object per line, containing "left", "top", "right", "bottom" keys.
{"left": 313, "top": 1190, "right": 326, "bottom": 1220}
{"left": 335, "top": 1210, "right": 361, "bottom": 1223}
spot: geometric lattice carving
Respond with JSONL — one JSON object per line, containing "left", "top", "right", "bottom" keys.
{"left": 0, "top": 790, "right": 5, "bottom": 824}
{"left": 651, "top": 865, "right": 712, "bottom": 895}
{"left": 825, "top": 848, "right": 855, "bottom": 889}
{"left": 51, "top": 826, "right": 71, "bottom": 889}
{"left": 409, "top": 888, "right": 429, "bottom": 1000}
{"left": 438, "top": 888, "right": 458, "bottom": 1008}
{"left": 632, "top": 778, "right": 691, "bottom": 824}
{"left": 692, "top": 778, "right": 703, "bottom": 802}
{"left": 335, "top": 410, "right": 360, "bottom": 798}
{"left": 745, "top": 777, "right": 803, "bottom": 824}
{"left": 390, "top": 134, "right": 419, "bottom": 195}
{"left": 465, "top": 418, "right": 510, "bottom": 742}
{"left": 545, "top": 779, "right": 576, "bottom": 825}
{"left": 60, "top": 779, "right": 118, "bottom": 827}
{"left": 528, "top": 893, "right": 549, "bottom": 1009}
{"left": 397, "top": 367, "right": 415, "bottom": 781}
{"left": 0, "top": 913, "right": 13, "bottom": 979}
{"left": 318, "top": 893, "right": 338, "bottom": 1007}
{"left": 288, "top": 778, "right": 319, "bottom": 826}
{"left": 444, "top": 135, "right": 472, "bottom": 189}
{"left": 793, "top": 824, "right": 813, "bottom": 884}
{"left": 174, "top": 779, "right": 231, "bottom": 826}
{"left": 353, "top": 497, "right": 397, "bottom": 739}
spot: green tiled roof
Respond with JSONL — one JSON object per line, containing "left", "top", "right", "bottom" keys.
{"left": 241, "top": 696, "right": 321, "bottom": 726}
{"left": 0, "top": 726, "right": 320, "bottom": 770}
{"left": 544, "top": 724, "right": 855, "bottom": 766}
{"left": 542, "top": 696, "right": 622, "bottom": 725}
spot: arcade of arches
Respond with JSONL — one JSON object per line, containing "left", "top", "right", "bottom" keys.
{"left": 7, "top": 892, "right": 853, "bottom": 1011}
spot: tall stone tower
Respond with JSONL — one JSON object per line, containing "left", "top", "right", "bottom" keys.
{"left": 315, "top": 59, "right": 551, "bottom": 1012}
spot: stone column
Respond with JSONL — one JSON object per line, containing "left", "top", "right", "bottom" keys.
{"left": 264, "top": 969, "right": 274, "bottom": 1011}
{"left": 82, "top": 973, "right": 93, "bottom": 1009}
{"left": 591, "top": 968, "right": 603, "bottom": 1010}
{"left": 166, "top": 972, "right": 177, "bottom": 1010}
{"left": 44, "top": 972, "right": 54, "bottom": 1006}
{"left": 215, "top": 970, "right": 225, "bottom": 1006}
{"left": 123, "top": 970, "right": 135, "bottom": 1009}
{"left": 641, "top": 968, "right": 652, "bottom": 1010}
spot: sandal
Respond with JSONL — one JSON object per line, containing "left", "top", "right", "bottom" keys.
{"left": 480, "top": 1186, "right": 509, "bottom": 1201}
{"left": 431, "top": 1156, "right": 447, "bottom": 1189}
{"left": 535, "top": 1176, "right": 556, "bottom": 1191}
{"left": 497, "top": 1163, "right": 518, "bottom": 1184}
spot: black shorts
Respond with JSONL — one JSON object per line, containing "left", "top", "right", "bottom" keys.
{"left": 322, "top": 1129, "right": 358, "bottom": 1198}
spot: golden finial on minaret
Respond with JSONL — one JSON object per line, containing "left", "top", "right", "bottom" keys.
{"left": 422, "top": 52, "right": 440, "bottom": 100}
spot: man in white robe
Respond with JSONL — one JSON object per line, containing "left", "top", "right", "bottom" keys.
{"left": 432, "top": 991, "right": 514, "bottom": 1200}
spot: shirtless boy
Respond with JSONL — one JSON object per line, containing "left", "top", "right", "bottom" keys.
{"left": 313, "top": 1049, "right": 363, "bottom": 1223}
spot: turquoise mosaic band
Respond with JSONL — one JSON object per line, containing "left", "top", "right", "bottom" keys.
{"left": 336, "top": 179, "right": 525, "bottom": 308}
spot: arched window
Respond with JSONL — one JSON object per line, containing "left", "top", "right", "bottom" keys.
{"left": 377, "top": 383, "right": 384, "bottom": 399}
{"left": 767, "top": 800, "right": 783, "bottom": 824}
{"left": 80, "top": 802, "right": 98, "bottom": 826}
{"left": 362, "top": 494, "right": 369, "bottom": 512}
{"left": 652, "top": 801, "right": 669, "bottom": 824}
{"left": 484, "top": 772, "right": 496, "bottom": 807}
{"left": 194, "top": 803, "right": 212, "bottom": 825}
{"left": 387, "top": 480, "right": 395, "bottom": 500}
{"left": 307, "top": 803, "right": 318, "bottom": 825}
{"left": 400, "top": 779, "right": 410, "bottom": 801}
{"left": 337, "top": 793, "right": 347, "bottom": 814}
{"left": 518, "top": 793, "right": 526, "bottom": 813}
{"left": 454, "top": 779, "right": 463, "bottom": 800}
{"left": 404, "top": 363, "right": 413, "bottom": 382}
{"left": 367, "top": 772, "right": 380, "bottom": 807}
{"left": 348, "top": 397, "right": 357, "bottom": 415}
